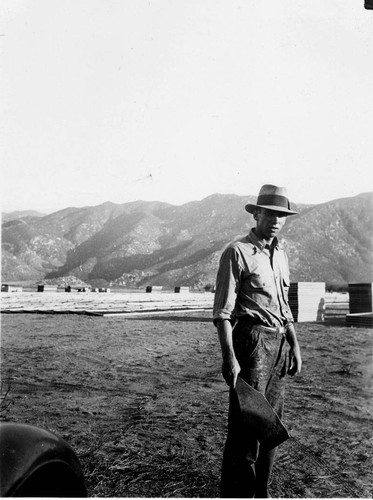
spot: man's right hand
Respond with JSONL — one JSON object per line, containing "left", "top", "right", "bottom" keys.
{"left": 222, "top": 355, "right": 241, "bottom": 389}
{"left": 216, "top": 319, "right": 241, "bottom": 388}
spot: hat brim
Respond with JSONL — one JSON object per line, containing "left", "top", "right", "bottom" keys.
{"left": 245, "top": 203, "right": 298, "bottom": 216}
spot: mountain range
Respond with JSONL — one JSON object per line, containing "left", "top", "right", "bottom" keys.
{"left": 2, "top": 192, "right": 373, "bottom": 289}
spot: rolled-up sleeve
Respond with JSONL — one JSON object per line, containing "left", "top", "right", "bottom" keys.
{"left": 213, "top": 246, "right": 241, "bottom": 326}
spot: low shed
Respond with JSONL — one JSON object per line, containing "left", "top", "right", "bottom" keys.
{"left": 1, "top": 284, "right": 23, "bottom": 292}
{"left": 37, "top": 285, "right": 58, "bottom": 292}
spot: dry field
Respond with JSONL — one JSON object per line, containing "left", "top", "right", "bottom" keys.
{"left": 1, "top": 310, "right": 372, "bottom": 498}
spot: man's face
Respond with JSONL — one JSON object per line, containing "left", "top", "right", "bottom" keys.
{"left": 254, "top": 208, "right": 287, "bottom": 242}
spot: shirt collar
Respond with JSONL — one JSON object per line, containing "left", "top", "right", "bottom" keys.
{"left": 248, "top": 228, "right": 281, "bottom": 252}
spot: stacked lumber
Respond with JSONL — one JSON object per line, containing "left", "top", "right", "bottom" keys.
{"left": 289, "top": 282, "right": 326, "bottom": 322}
{"left": 346, "top": 312, "right": 373, "bottom": 328}
{"left": 348, "top": 283, "right": 373, "bottom": 313}
{"left": 0, "top": 291, "right": 214, "bottom": 316}
{"left": 325, "top": 293, "right": 349, "bottom": 320}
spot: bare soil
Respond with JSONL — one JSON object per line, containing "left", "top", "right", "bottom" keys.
{"left": 1, "top": 313, "right": 372, "bottom": 498}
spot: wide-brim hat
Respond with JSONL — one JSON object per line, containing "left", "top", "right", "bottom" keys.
{"left": 245, "top": 184, "right": 298, "bottom": 215}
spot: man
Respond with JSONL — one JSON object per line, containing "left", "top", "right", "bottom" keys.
{"left": 213, "top": 184, "right": 302, "bottom": 498}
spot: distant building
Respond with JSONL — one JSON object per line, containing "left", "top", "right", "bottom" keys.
{"left": 1, "top": 284, "right": 23, "bottom": 292}
{"left": 37, "top": 285, "right": 58, "bottom": 292}
{"left": 64, "top": 285, "right": 91, "bottom": 293}
{"left": 146, "top": 286, "right": 163, "bottom": 293}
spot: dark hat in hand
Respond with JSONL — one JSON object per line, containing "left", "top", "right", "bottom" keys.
{"left": 235, "top": 376, "right": 290, "bottom": 450}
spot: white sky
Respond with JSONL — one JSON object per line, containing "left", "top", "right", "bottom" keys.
{"left": 1, "top": 0, "right": 373, "bottom": 213}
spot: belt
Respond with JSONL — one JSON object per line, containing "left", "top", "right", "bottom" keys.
{"left": 258, "top": 325, "right": 287, "bottom": 335}
{"left": 236, "top": 319, "right": 287, "bottom": 335}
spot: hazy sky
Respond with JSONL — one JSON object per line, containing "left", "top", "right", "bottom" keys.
{"left": 1, "top": 0, "right": 373, "bottom": 213}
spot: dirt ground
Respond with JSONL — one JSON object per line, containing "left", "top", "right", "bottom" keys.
{"left": 1, "top": 312, "right": 372, "bottom": 498}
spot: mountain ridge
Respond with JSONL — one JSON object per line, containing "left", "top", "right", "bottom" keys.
{"left": 2, "top": 192, "right": 372, "bottom": 288}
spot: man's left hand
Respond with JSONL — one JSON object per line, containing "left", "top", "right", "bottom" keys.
{"left": 288, "top": 345, "right": 302, "bottom": 376}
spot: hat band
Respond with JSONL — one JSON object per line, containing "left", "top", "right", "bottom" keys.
{"left": 257, "top": 194, "right": 289, "bottom": 209}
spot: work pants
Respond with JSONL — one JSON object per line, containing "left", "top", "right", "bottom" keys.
{"left": 220, "top": 322, "right": 289, "bottom": 498}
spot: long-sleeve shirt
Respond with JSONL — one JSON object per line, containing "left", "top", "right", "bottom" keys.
{"left": 213, "top": 229, "right": 294, "bottom": 328}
